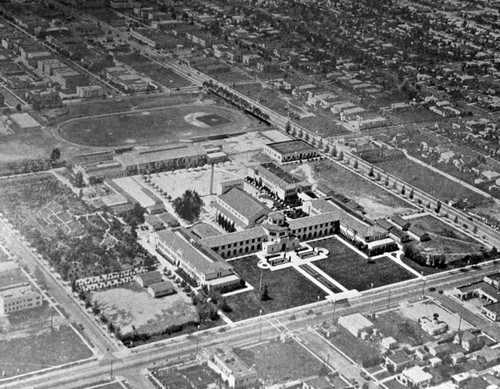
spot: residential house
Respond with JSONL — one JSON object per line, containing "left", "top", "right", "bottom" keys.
{"left": 385, "top": 351, "right": 414, "bottom": 373}
{"left": 398, "top": 366, "right": 433, "bottom": 388}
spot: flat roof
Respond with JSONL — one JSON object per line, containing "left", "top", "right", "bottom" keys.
{"left": 0, "top": 266, "right": 28, "bottom": 291}
{"left": 338, "top": 312, "right": 374, "bottom": 331}
{"left": 0, "top": 285, "right": 39, "bottom": 299}
{"left": 266, "top": 140, "right": 316, "bottom": 155}
{"left": 204, "top": 343, "right": 254, "bottom": 378}
{"left": 112, "top": 177, "right": 156, "bottom": 208}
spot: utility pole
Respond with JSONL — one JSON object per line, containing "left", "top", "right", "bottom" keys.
{"left": 332, "top": 299, "right": 337, "bottom": 322}
{"left": 259, "top": 267, "right": 263, "bottom": 294}
{"left": 421, "top": 271, "right": 426, "bottom": 298}
{"left": 387, "top": 289, "right": 391, "bottom": 310}
{"left": 370, "top": 283, "right": 374, "bottom": 317}
{"left": 196, "top": 324, "right": 201, "bottom": 356}
{"left": 258, "top": 309, "right": 263, "bottom": 341}
{"left": 110, "top": 360, "right": 113, "bottom": 380}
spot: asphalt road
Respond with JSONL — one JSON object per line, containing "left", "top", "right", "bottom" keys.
{"left": 4, "top": 258, "right": 499, "bottom": 389}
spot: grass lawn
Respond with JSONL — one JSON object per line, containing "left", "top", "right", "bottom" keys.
{"left": 372, "top": 310, "right": 434, "bottom": 347}
{"left": 308, "top": 159, "right": 417, "bottom": 220}
{"left": 0, "top": 325, "right": 92, "bottom": 377}
{"left": 234, "top": 338, "right": 323, "bottom": 383}
{"left": 226, "top": 256, "right": 327, "bottom": 321}
{"left": 311, "top": 238, "right": 415, "bottom": 291}
{"left": 329, "top": 326, "right": 382, "bottom": 367}
{"left": 59, "top": 105, "right": 247, "bottom": 147}
{"left": 375, "top": 158, "right": 491, "bottom": 208}
{"left": 300, "top": 115, "right": 349, "bottom": 138}
{"left": 399, "top": 255, "right": 446, "bottom": 276}
{"left": 409, "top": 215, "right": 484, "bottom": 258}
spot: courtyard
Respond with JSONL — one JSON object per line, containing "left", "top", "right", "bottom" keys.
{"left": 311, "top": 237, "right": 416, "bottom": 291}
{"left": 225, "top": 255, "right": 327, "bottom": 321}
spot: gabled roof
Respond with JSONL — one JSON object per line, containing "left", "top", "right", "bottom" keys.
{"left": 217, "top": 187, "right": 270, "bottom": 224}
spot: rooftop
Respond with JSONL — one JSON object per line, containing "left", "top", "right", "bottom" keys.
{"left": 217, "top": 187, "right": 270, "bottom": 224}
{"left": 200, "top": 227, "right": 267, "bottom": 248}
{"left": 114, "top": 144, "right": 206, "bottom": 167}
{"left": 157, "top": 230, "right": 233, "bottom": 275}
{"left": 266, "top": 139, "right": 317, "bottom": 155}
{"left": 338, "top": 312, "right": 374, "bottom": 331}
{"left": 0, "top": 285, "right": 40, "bottom": 300}
{"left": 148, "top": 280, "right": 174, "bottom": 292}
{"left": 252, "top": 163, "right": 303, "bottom": 186}
{"left": 204, "top": 343, "right": 254, "bottom": 378}
{"left": 402, "top": 366, "right": 433, "bottom": 383}
{"left": 0, "top": 264, "right": 28, "bottom": 291}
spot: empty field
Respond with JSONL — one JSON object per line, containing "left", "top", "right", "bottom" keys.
{"left": 92, "top": 283, "right": 198, "bottom": 335}
{"left": 375, "top": 158, "right": 491, "bottom": 208}
{"left": 59, "top": 105, "right": 249, "bottom": 147}
{"left": 234, "top": 338, "right": 323, "bottom": 383}
{"left": 0, "top": 325, "right": 92, "bottom": 377}
{"left": 226, "top": 255, "right": 327, "bottom": 321}
{"left": 311, "top": 238, "right": 416, "bottom": 291}
{"left": 304, "top": 159, "right": 417, "bottom": 220}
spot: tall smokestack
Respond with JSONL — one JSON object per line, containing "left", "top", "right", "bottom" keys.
{"left": 209, "top": 163, "right": 215, "bottom": 195}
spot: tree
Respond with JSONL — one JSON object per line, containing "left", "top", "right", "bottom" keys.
{"left": 385, "top": 175, "right": 389, "bottom": 186}
{"left": 261, "top": 285, "right": 271, "bottom": 301}
{"left": 285, "top": 121, "right": 291, "bottom": 134}
{"left": 339, "top": 150, "right": 344, "bottom": 161}
{"left": 353, "top": 160, "right": 358, "bottom": 169}
{"left": 16, "top": 103, "right": 21, "bottom": 112}
{"left": 401, "top": 185, "right": 406, "bottom": 195}
{"left": 74, "top": 172, "right": 84, "bottom": 188}
{"left": 172, "top": 190, "right": 203, "bottom": 223}
{"left": 409, "top": 188, "right": 414, "bottom": 199}
{"left": 435, "top": 201, "right": 441, "bottom": 213}
{"left": 368, "top": 166, "right": 374, "bottom": 177}
{"left": 50, "top": 148, "right": 61, "bottom": 161}
{"left": 330, "top": 145, "right": 337, "bottom": 158}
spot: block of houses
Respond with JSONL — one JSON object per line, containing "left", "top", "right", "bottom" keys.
{"left": 426, "top": 342, "right": 451, "bottom": 359}
{"left": 397, "top": 366, "right": 433, "bottom": 388}
{"left": 473, "top": 345, "right": 500, "bottom": 365}
{"left": 385, "top": 351, "right": 414, "bottom": 373}
{"left": 135, "top": 271, "right": 162, "bottom": 287}
{"left": 419, "top": 316, "right": 448, "bottom": 336}
{"left": 147, "top": 281, "right": 175, "bottom": 298}
{"left": 338, "top": 313, "right": 374, "bottom": 338}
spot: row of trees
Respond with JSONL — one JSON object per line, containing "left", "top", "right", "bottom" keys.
{"left": 203, "top": 80, "right": 271, "bottom": 124}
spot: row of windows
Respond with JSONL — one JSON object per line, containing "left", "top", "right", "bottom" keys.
{"left": 5, "top": 297, "right": 41, "bottom": 307}
{"left": 219, "top": 237, "right": 263, "bottom": 250}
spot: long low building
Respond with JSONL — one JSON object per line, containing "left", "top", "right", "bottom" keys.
{"left": 248, "top": 163, "right": 313, "bottom": 202}
{"left": 0, "top": 261, "right": 42, "bottom": 314}
{"left": 154, "top": 229, "right": 241, "bottom": 292}
{"left": 264, "top": 140, "right": 320, "bottom": 163}
{"left": 114, "top": 144, "right": 208, "bottom": 175}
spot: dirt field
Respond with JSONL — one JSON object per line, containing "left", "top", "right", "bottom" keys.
{"left": 59, "top": 104, "right": 251, "bottom": 147}
{"left": 92, "top": 283, "right": 198, "bottom": 335}
{"left": 398, "top": 299, "right": 473, "bottom": 332}
{"left": 289, "top": 159, "right": 417, "bottom": 219}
